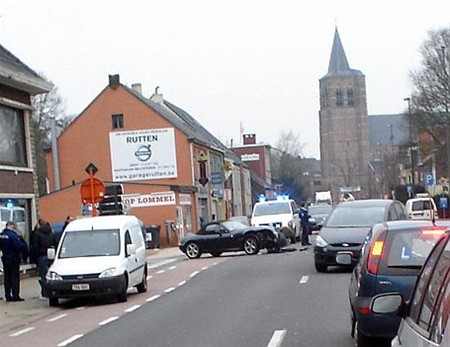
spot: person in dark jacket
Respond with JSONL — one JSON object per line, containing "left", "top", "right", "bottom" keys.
{"left": 0, "top": 221, "right": 28, "bottom": 301}
{"left": 300, "top": 207, "right": 312, "bottom": 246}
{"left": 32, "top": 220, "right": 58, "bottom": 300}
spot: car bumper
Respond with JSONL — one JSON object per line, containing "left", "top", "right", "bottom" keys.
{"left": 45, "top": 275, "right": 126, "bottom": 299}
{"left": 314, "top": 246, "right": 361, "bottom": 267}
{"left": 355, "top": 308, "right": 401, "bottom": 339}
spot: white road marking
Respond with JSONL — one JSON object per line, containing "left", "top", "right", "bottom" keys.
{"left": 58, "top": 334, "right": 83, "bottom": 346}
{"left": 9, "top": 327, "right": 35, "bottom": 337}
{"left": 190, "top": 271, "right": 200, "bottom": 278}
{"left": 147, "top": 275, "right": 153, "bottom": 280}
{"left": 202, "top": 266, "right": 208, "bottom": 270}
{"left": 75, "top": 306, "right": 86, "bottom": 310}
{"left": 99, "top": 316, "right": 119, "bottom": 325}
{"left": 164, "top": 287, "right": 176, "bottom": 293}
{"left": 299, "top": 276, "right": 309, "bottom": 284}
{"left": 146, "top": 294, "right": 161, "bottom": 302}
{"left": 168, "top": 266, "right": 176, "bottom": 270}
{"left": 124, "top": 304, "right": 141, "bottom": 313}
{"left": 267, "top": 329, "right": 287, "bottom": 347}
{"left": 47, "top": 313, "right": 68, "bottom": 322}
{"left": 148, "top": 258, "right": 177, "bottom": 269}
{"left": 156, "top": 269, "right": 165, "bottom": 274}
{"left": 178, "top": 280, "right": 187, "bottom": 286}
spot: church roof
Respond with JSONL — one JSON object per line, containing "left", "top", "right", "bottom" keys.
{"left": 322, "top": 28, "right": 364, "bottom": 79}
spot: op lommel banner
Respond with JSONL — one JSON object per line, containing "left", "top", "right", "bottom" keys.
{"left": 109, "top": 128, "right": 178, "bottom": 181}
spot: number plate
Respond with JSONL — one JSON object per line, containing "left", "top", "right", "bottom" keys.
{"left": 72, "top": 283, "right": 90, "bottom": 291}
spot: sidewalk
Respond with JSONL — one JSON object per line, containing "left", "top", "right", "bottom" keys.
{"left": 0, "top": 247, "right": 181, "bottom": 333}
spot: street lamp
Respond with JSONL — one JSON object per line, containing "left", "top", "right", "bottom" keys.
{"left": 404, "top": 97, "right": 415, "bottom": 189}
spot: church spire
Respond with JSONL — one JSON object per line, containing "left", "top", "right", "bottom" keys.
{"left": 327, "top": 27, "right": 350, "bottom": 74}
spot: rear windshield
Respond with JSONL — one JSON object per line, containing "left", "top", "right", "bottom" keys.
{"left": 253, "top": 202, "right": 291, "bottom": 216}
{"left": 379, "top": 227, "right": 444, "bottom": 275}
{"left": 59, "top": 229, "right": 120, "bottom": 258}
{"left": 308, "top": 205, "right": 332, "bottom": 215}
{"left": 326, "top": 206, "right": 386, "bottom": 227}
{"left": 412, "top": 200, "right": 433, "bottom": 211}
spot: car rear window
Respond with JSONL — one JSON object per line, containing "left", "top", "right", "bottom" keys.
{"left": 378, "top": 227, "right": 445, "bottom": 276}
{"left": 253, "top": 202, "right": 291, "bottom": 216}
{"left": 412, "top": 200, "right": 433, "bottom": 211}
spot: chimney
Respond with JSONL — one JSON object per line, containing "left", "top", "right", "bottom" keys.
{"left": 243, "top": 134, "right": 256, "bottom": 145}
{"left": 150, "top": 86, "right": 164, "bottom": 104}
{"left": 131, "top": 83, "right": 142, "bottom": 94}
{"left": 109, "top": 74, "right": 120, "bottom": 89}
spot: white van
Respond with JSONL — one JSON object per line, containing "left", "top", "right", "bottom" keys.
{"left": 251, "top": 199, "right": 300, "bottom": 243}
{"left": 45, "top": 215, "right": 147, "bottom": 306}
{"left": 405, "top": 196, "right": 438, "bottom": 220}
{"left": 0, "top": 206, "right": 28, "bottom": 239}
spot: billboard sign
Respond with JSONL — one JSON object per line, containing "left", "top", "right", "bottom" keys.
{"left": 110, "top": 128, "right": 177, "bottom": 181}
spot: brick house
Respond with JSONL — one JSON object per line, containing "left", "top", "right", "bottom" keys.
{"left": 0, "top": 44, "right": 53, "bottom": 243}
{"left": 40, "top": 75, "right": 251, "bottom": 246}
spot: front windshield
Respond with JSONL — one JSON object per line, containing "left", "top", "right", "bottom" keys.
{"left": 308, "top": 205, "right": 332, "bottom": 215}
{"left": 253, "top": 202, "right": 291, "bottom": 216}
{"left": 59, "top": 229, "right": 120, "bottom": 258}
{"left": 325, "top": 206, "right": 386, "bottom": 227}
{"left": 221, "top": 220, "right": 247, "bottom": 230}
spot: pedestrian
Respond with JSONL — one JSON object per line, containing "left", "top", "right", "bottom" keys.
{"left": 32, "top": 220, "right": 58, "bottom": 300}
{"left": 0, "top": 221, "right": 28, "bottom": 302}
{"left": 300, "top": 207, "right": 312, "bottom": 246}
{"left": 62, "top": 215, "right": 74, "bottom": 233}
{"left": 29, "top": 218, "right": 44, "bottom": 265}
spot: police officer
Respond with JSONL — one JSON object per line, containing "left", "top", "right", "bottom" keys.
{"left": 0, "top": 221, "right": 28, "bottom": 301}
{"left": 300, "top": 207, "right": 312, "bottom": 246}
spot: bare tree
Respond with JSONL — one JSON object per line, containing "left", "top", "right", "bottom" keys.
{"left": 409, "top": 26, "right": 450, "bottom": 176}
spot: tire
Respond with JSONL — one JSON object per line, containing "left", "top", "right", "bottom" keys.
{"left": 210, "top": 252, "right": 222, "bottom": 257}
{"left": 49, "top": 297, "right": 59, "bottom": 307}
{"left": 315, "top": 261, "right": 328, "bottom": 273}
{"left": 118, "top": 275, "right": 128, "bottom": 302}
{"left": 136, "top": 267, "right": 148, "bottom": 293}
{"left": 185, "top": 242, "right": 202, "bottom": 259}
{"left": 243, "top": 235, "right": 260, "bottom": 255}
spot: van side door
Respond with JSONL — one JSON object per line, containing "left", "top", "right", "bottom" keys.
{"left": 124, "top": 229, "right": 140, "bottom": 286}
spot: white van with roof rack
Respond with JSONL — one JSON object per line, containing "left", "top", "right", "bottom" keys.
{"left": 405, "top": 194, "right": 438, "bottom": 220}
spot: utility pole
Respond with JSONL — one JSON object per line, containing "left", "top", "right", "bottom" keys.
{"left": 404, "top": 97, "right": 415, "bottom": 191}
{"left": 441, "top": 46, "right": 450, "bottom": 178}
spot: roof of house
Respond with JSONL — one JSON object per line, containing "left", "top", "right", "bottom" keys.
{"left": 322, "top": 27, "right": 364, "bottom": 79}
{"left": 368, "top": 114, "right": 409, "bottom": 146}
{"left": 0, "top": 44, "right": 53, "bottom": 95}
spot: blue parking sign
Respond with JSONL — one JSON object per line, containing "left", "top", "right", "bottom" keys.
{"left": 425, "top": 172, "right": 435, "bottom": 186}
{"left": 440, "top": 197, "right": 448, "bottom": 210}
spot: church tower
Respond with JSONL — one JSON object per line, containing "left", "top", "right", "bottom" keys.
{"left": 319, "top": 27, "right": 371, "bottom": 201}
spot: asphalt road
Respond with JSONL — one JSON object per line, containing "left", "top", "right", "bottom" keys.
{"left": 69, "top": 246, "right": 355, "bottom": 347}
{"left": 1, "top": 244, "right": 357, "bottom": 347}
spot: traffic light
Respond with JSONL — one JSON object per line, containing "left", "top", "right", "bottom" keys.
{"left": 99, "top": 184, "right": 124, "bottom": 215}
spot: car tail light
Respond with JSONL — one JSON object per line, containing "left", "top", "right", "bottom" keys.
{"left": 421, "top": 226, "right": 446, "bottom": 237}
{"left": 367, "top": 240, "right": 384, "bottom": 274}
{"left": 359, "top": 307, "right": 371, "bottom": 315}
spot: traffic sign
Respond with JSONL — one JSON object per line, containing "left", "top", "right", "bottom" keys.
{"left": 425, "top": 172, "right": 435, "bottom": 186}
{"left": 80, "top": 177, "right": 105, "bottom": 204}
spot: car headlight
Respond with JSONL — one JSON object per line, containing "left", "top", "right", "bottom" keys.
{"left": 99, "top": 268, "right": 121, "bottom": 278}
{"left": 46, "top": 271, "right": 63, "bottom": 281}
{"left": 315, "top": 235, "right": 328, "bottom": 248}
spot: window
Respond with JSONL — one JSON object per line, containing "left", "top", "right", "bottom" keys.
{"left": 0, "top": 105, "right": 27, "bottom": 167}
{"left": 347, "top": 89, "right": 354, "bottom": 106}
{"left": 112, "top": 114, "right": 124, "bottom": 129}
{"left": 336, "top": 89, "right": 343, "bottom": 106}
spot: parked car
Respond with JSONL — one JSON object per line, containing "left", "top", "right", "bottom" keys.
{"left": 45, "top": 215, "right": 148, "bottom": 306}
{"left": 179, "top": 220, "right": 278, "bottom": 259}
{"left": 371, "top": 227, "right": 450, "bottom": 347}
{"left": 349, "top": 220, "right": 449, "bottom": 346}
{"left": 405, "top": 196, "right": 439, "bottom": 220}
{"left": 251, "top": 198, "right": 300, "bottom": 243}
{"left": 314, "top": 199, "right": 407, "bottom": 272}
{"left": 307, "top": 204, "right": 333, "bottom": 232}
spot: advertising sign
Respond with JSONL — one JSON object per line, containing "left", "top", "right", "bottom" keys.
{"left": 110, "top": 128, "right": 177, "bottom": 181}
{"left": 123, "top": 192, "right": 176, "bottom": 208}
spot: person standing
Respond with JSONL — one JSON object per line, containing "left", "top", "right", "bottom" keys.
{"left": 300, "top": 207, "right": 312, "bottom": 246}
{"left": 32, "top": 220, "right": 58, "bottom": 300}
{"left": 0, "top": 221, "right": 28, "bottom": 302}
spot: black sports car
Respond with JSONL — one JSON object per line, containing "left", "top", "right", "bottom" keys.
{"left": 179, "top": 220, "right": 279, "bottom": 259}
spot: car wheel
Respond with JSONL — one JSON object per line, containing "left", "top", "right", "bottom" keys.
{"left": 210, "top": 252, "right": 222, "bottom": 257}
{"left": 243, "top": 235, "right": 260, "bottom": 255}
{"left": 118, "top": 275, "right": 128, "bottom": 302}
{"left": 315, "top": 261, "right": 328, "bottom": 273}
{"left": 136, "top": 267, "right": 148, "bottom": 293}
{"left": 186, "top": 242, "right": 202, "bottom": 259}
{"left": 49, "top": 297, "right": 59, "bottom": 307}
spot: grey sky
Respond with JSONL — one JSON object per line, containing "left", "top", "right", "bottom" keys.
{"left": 1, "top": 0, "right": 449, "bottom": 158}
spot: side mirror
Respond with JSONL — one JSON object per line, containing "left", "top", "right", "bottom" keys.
{"left": 371, "top": 293, "right": 404, "bottom": 315}
{"left": 126, "top": 244, "right": 137, "bottom": 256}
{"left": 47, "top": 248, "right": 55, "bottom": 260}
